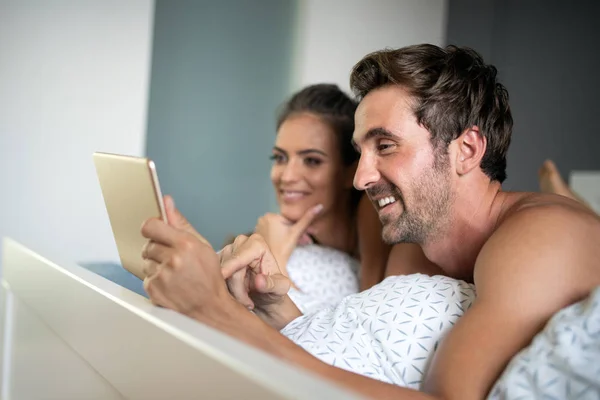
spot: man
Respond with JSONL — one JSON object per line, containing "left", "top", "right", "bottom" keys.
{"left": 139, "top": 44, "right": 600, "bottom": 399}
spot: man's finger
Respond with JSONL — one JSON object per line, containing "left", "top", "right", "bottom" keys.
{"left": 226, "top": 268, "right": 254, "bottom": 310}
{"left": 164, "top": 195, "right": 212, "bottom": 246}
{"left": 218, "top": 243, "right": 234, "bottom": 268}
{"left": 252, "top": 273, "right": 291, "bottom": 296}
{"left": 291, "top": 204, "right": 323, "bottom": 237}
{"left": 142, "top": 241, "right": 171, "bottom": 263}
{"left": 221, "top": 235, "right": 278, "bottom": 278}
{"left": 141, "top": 258, "right": 160, "bottom": 278}
{"left": 141, "top": 217, "right": 182, "bottom": 246}
{"left": 220, "top": 235, "right": 262, "bottom": 278}
{"left": 164, "top": 194, "right": 186, "bottom": 228}
{"left": 143, "top": 273, "right": 177, "bottom": 310}
{"left": 220, "top": 240, "right": 256, "bottom": 308}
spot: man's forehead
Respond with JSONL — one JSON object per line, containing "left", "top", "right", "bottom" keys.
{"left": 353, "top": 86, "right": 414, "bottom": 142}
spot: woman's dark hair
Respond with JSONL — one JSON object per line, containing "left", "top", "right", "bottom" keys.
{"left": 277, "top": 84, "right": 359, "bottom": 167}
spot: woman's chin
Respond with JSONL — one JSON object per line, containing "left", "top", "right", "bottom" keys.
{"left": 279, "top": 205, "right": 310, "bottom": 222}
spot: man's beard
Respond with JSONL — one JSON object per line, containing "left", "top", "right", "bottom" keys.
{"left": 367, "top": 153, "right": 453, "bottom": 245}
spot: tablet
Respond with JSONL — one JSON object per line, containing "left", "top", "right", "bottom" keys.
{"left": 93, "top": 152, "right": 167, "bottom": 280}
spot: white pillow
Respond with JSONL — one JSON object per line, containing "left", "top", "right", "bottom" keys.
{"left": 282, "top": 273, "right": 476, "bottom": 389}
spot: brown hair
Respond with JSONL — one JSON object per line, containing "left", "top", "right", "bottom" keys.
{"left": 350, "top": 44, "right": 512, "bottom": 183}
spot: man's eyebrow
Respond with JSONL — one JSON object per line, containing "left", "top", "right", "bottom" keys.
{"left": 365, "top": 127, "right": 396, "bottom": 141}
{"left": 352, "top": 127, "right": 396, "bottom": 151}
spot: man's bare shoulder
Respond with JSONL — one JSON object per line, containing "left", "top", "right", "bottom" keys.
{"left": 425, "top": 192, "right": 600, "bottom": 399}
{"left": 500, "top": 191, "right": 599, "bottom": 221}
{"left": 499, "top": 191, "right": 600, "bottom": 250}
{"left": 475, "top": 191, "right": 600, "bottom": 305}
{"left": 492, "top": 191, "right": 600, "bottom": 243}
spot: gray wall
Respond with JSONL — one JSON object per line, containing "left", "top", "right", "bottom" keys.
{"left": 446, "top": 0, "right": 600, "bottom": 191}
{"left": 146, "top": 0, "right": 296, "bottom": 247}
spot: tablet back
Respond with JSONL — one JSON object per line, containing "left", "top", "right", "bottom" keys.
{"left": 93, "top": 152, "right": 165, "bottom": 279}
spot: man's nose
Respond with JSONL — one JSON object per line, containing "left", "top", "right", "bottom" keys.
{"left": 353, "top": 153, "right": 380, "bottom": 190}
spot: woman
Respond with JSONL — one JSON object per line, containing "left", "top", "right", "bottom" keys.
{"left": 250, "top": 84, "right": 391, "bottom": 312}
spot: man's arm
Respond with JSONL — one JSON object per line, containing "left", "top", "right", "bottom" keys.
{"left": 142, "top": 199, "right": 600, "bottom": 400}
{"left": 194, "top": 204, "right": 596, "bottom": 399}
{"left": 205, "top": 206, "right": 599, "bottom": 400}
{"left": 424, "top": 204, "right": 600, "bottom": 398}
{"left": 141, "top": 212, "right": 435, "bottom": 399}
{"left": 190, "top": 296, "right": 437, "bottom": 400}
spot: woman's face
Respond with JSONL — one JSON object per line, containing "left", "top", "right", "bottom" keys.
{"left": 271, "top": 112, "right": 349, "bottom": 222}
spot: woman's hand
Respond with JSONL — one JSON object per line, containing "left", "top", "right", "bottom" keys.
{"left": 254, "top": 204, "right": 322, "bottom": 274}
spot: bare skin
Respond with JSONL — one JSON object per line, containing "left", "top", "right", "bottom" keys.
{"left": 265, "top": 113, "right": 356, "bottom": 270}
{"left": 140, "top": 86, "right": 600, "bottom": 399}
{"left": 250, "top": 112, "right": 389, "bottom": 290}
{"left": 385, "top": 159, "right": 597, "bottom": 280}
{"left": 538, "top": 159, "right": 594, "bottom": 210}
{"left": 384, "top": 242, "right": 443, "bottom": 277}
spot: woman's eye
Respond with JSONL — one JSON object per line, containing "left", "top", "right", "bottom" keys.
{"left": 304, "top": 157, "right": 322, "bottom": 167}
{"left": 269, "top": 154, "right": 286, "bottom": 164}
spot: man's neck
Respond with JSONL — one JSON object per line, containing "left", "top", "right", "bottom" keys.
{"left": 421, "top": 179, "right": 506, "bottom": 282}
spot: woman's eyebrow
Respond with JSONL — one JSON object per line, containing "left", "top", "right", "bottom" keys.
{"left": 273, "top": 147, "right": 328, "bottom": 157}
{"left": 297, "top": 149, "right": 328, "bottom": 157}
{"left": 272, "top": 146, "right": 287, "bottom": 155}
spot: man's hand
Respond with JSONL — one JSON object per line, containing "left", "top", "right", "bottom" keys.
{"left": 138, "top": 198, "right": 437, "bottom": 400}
{"left": 254, "top": 205, "right": 322, "bottom": 274}
{"left": 140, "top": 197, "right": 230, "bottom": 317}
{"left": 220, "top": 234, "right": 303, "bottom": 330}
{"left": 163, "top": 195, "right": 211, "bottom": 246}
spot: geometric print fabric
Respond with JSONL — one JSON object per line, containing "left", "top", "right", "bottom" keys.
{"left": 286, "top": 244, "right": 360, "bottom": 314}
{"left": 282, "top": 273, "right": 476, "bottom": 389}
{"left": 488, "top": 286, "right": 600, "bottom": 400}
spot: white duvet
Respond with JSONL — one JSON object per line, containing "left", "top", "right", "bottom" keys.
{"left": 282, "top": 270, "right": 600, "bottom": 397}
{"left": 286, "top": 244, "right": 360, "bottom": 314}
{"left": 489, "top": 286, "right": 600, "bottom": 399}
{"left": 282, "top": 274, "right": 476, "bottom": 389}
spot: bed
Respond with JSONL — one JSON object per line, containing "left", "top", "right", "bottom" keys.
{"left": 0, "top": 238, "right": 363, "bottom": 400}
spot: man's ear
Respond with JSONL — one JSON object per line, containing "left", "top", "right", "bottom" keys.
{"left": 454, "top": 126, "right": 486, "bottom": 176}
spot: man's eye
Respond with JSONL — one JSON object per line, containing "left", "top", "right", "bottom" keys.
{"left": 377, "top": 141, "right": 396, "bottom": 153}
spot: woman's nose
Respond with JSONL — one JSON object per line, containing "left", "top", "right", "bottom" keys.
{"left": 281, "top": 160, "right": 301, "bottom": 183}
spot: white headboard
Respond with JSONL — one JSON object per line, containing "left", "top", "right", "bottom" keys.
{"left": 0, "top": 238, "right": 363, "bottom": 400}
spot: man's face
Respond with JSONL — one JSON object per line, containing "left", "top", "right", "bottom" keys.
{"left": 352, "top": 86, "right": 453, "bottom": 245}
